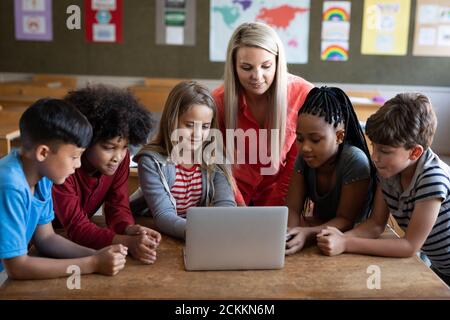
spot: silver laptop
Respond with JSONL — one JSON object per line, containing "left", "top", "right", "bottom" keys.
{"left": 184, "top": 206, "right": 288, "bottom": 271}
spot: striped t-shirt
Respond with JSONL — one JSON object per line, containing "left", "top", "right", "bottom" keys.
{"left": 171, "top": 164, "right": 203, "bottom": 216}
{"left": 379, "top": 148, "right": 450, "bottom": 276}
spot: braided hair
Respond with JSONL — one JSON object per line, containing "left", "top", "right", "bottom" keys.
{"left": 298, "top": 86, "right": 376, "bottom": 218}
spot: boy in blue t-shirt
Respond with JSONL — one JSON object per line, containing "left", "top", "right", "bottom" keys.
{"left": 0, "top": 98, "right": 128, "bottom": 280}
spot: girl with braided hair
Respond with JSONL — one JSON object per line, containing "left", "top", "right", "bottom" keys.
{"left": 285, "top": 86, "right": 376, "bottom": 255}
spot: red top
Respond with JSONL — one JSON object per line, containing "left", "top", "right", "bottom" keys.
{"left": 52, "top": 150, "right": 134, "bottom": 249}
{"left": 212, "top": 74, "right": 313, "bottom": 206}
{"left": 171, "top": 164, "right": 203, "bottom": 215}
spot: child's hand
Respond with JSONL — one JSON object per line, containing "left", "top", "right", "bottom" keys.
{"left": 125, "top": 224, "right": 146, "bottom": 235}
{"left": 141, "top": 227, "right": 162, "bottom": 246}
{"left": 125, "top": 234, "right": 158, "bottom": 265}
{"left": 94, "top": 244, "right": 127, "bottom": 276}
{"left": 316, "top": 226, "right": 346, "bottom": 256}
{"left": 125, "top": 224, "right": 162, "bottom": 246}
{"left": 285, "top": 227, "right": 309, "bottom": 255}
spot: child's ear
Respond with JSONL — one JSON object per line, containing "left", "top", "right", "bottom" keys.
{"left": 336, "top": 130, "right": 345, "bottom": 144}
{"left": 35, "top": 145, "right": 51, "bottom": 162}
{"left": 409, "top": 145, "right": 424, "bottom": 160}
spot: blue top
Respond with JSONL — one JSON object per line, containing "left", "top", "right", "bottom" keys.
{"left": 0, "top": 149, "right": 54, "bottom": 272}
{"left": 295, "top": 144, "right": 372, "bottom": 221}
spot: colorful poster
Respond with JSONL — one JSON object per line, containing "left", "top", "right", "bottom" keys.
{"left": 321, "top": 1, "right": 351, "bottom": 61}
{"left": 322, "top": 21, "right": 350, "bottom": 40}
{"left": 14, "top": 0, "right": 53, "bottom": 41}
{"left": 413, "top": 0, "right": 450, "bottom": 57}
{"left": 85, "top": 0, "right": 122, "bottom": 43}
{"left": 321, "top": 41, "right": 349, "bottom": 61}
{"left": 361, "top": 0, "right": 411, "bottom": 55}
{"left": 156, "top": 0, "right": 196, "bottom": 46}
{"left": 92, "top": 0, "right": 116, "bottom": 10}
{"left": 210, "top": 0, "right": 310, "bottom": 64}
{"left": 165, "top": 1, "right": 186, "bottom": 44}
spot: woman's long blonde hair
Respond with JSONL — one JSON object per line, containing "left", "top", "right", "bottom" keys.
{"left": 223, "top": 22, "right": 288, "bottom": 162}
{"left": 141, "top": 81, "right": 235, "bottom": 190}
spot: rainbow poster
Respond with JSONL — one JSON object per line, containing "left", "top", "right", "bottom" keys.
{"left": 321, "top": 41, "right": 349, "bottom": 61}
{"left": 321, "top": 1, "right": 351, "bottom": 61}
{"left": 323, "top": 6, "right": 350, "bottom": 21}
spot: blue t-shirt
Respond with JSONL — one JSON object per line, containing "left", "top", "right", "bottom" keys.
{"left": 0, "top": 149, "right": 54, "bottom": 272}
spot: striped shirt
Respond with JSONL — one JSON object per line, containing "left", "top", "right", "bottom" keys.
{"left": 379, "top": 148, "right": 450, "bottom": 276}
{"left": 171, "top": 164, "right": 203, "bottom": 216}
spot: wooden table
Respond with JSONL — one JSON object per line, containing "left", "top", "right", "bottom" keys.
{"left": 1, "top": 221, "right": 449, "bottom": 299}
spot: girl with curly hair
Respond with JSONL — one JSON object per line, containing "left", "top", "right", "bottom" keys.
{"left": 52, "top": 85, "right": 161, "bottom": 265}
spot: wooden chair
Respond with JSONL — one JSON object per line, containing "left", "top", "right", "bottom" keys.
{"left": 20, "top": 85, "right": 68, "bottom": 98}
{"left": 0, "top": 110, "right": 22, "bottom": 157}
{"left": 0, "top": 75, "right": 73, "bottom": 109}
{"left": 143, "top": 77, "right": 187, "bottom": 88}
{"left": 345, "top": 90, "right": 383, "bottom": 122}
{"left": 0, "top": 83, "right": 23, "bottom": 95}
{"left": 0, "top": 94, "right": 40, "bottom": 109}
{"left": 0, "top": 110, "right": 23, "bottom": 123}
{"left": 32, "top": 74, "right": 77, "bottom": 89}
{"left": 344, "top": 90, "right": 384, "bottom": 152}
{"left": 388, "top": 214, "right": 405, "bottom": 237}
{"left": 129, "top": 85, "right": 171, "bottom": 113}
{"left": 345, "top": 90, "right": 380, "bottom": 99}
{"left": 129, "top": 78, "right": 189, "bottom": 113}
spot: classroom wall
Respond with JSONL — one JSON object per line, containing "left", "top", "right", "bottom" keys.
{"left": 1, "top": 0, "right": 450, "bottom": 86}
{"left": 1, "top": 70, "right": 448, "bottom": 162}
{"left": 1, "top": 0, "right": 449, "bottom": 158}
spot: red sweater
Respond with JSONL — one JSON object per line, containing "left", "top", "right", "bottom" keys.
{"left": 52, "top": 151, "right": 134, "bottom": 249}
{"left": 212, "top": 74, "right": 313, "bottom": 206}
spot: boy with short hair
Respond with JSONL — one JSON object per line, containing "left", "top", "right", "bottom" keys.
{"left": 316, "top": 93, "right": 450, "bottom": 285}
{"left": 0, "top": 98, "right": 127, "bottom": 280}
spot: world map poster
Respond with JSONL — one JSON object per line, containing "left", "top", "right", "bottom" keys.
{"left": 210, "top": 0, "right": 311, "bottom": 64}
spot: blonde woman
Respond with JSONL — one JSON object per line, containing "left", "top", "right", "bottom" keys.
{"left": 133, "top": 81, "right": 236, "bottom": 240}
{"left": 212, "top": 22, "right": 313, "bottom": 206}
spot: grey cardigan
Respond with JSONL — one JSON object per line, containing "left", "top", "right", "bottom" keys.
{"left": 131, "top": 150, "right": 236, "bottom": 239}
